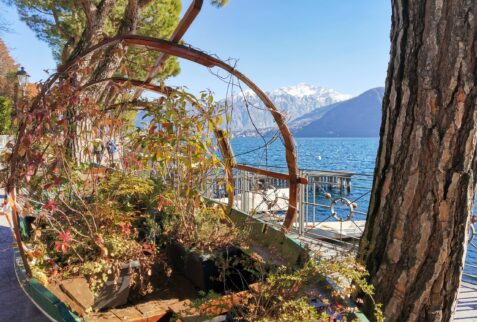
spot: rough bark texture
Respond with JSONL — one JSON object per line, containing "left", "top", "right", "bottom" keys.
{"left": 66, "top": 0, "right": 148, "bottom": 162}
{"left": 67, "top": 0, "right": 117, "bottom": 65}
{"left": 358, "top": 1, "right": 477, "bottom": 321}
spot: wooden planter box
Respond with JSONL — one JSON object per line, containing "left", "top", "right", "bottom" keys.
{"left": 59, "top": 261, "right": 140, "bottom": 311}
{"left": 94, "top": 261, "right": 140, "bottom": 310}
{"left": 166, "top": 241, "right": 257, "bottom": 293}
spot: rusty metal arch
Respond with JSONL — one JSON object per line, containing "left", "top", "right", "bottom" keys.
{"left": 58, "top": 35, "right": 300, "bottom": 231}
{"left": 13, "top": 35, "right": 300, "bottom": 233}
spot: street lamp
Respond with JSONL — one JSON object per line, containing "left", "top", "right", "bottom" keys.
{"left": 16, "top": 66, "right": 29, "bottom": 96}
{"left": 13, "top": 66, "right": 29, "bottom": 120}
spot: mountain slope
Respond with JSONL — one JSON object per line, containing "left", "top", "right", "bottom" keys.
{"left": 294, "top": 87, "right": 384, "bottom": 137}
{"left": 225, "top": 83, "right": 351, "bottom": 132}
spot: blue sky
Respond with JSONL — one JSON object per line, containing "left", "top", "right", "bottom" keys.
{"left": 1, "top": 0, "right": 391, "bottom": 97}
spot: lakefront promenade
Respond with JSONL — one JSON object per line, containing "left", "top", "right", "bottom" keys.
{"left": 0, "top": 193, "right": 48, "bottom": 322}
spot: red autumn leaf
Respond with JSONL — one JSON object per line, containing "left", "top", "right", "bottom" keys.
{"left": 157, "top": 196, "right": 172, "bottom": 211}
{"left": 148, "top": 124, "right": 157, "bottom": 134}
{"left": 58, "top": 231, "right": 72, "bottom": 243}
{"left": 54, "top": 231, "right": 72, "bottom": 254}
{"left": 142, "top": 242, "right": 155, "bottom": 255}
{"left": 95, "top": 234, "right": 104, "bottom": 245}
{"left": 43, "top": 199, "right": 57, "bottom": 211}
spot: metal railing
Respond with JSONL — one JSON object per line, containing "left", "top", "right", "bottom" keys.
{"left": 206, "top": 166, "right": 374, "bottom": 250}
{"left": 296, "top": 169, "right": 373, "bottom": 251}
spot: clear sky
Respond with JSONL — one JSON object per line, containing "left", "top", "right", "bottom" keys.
{"left": 1, "top": 0, "right": 391, "bottom": 97}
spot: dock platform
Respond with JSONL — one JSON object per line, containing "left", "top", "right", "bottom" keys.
{"left": 455, "top": 281, "right": 477, "bottom": 321}
{"left": 307, "top": 170, "right": 355, "bottom": 192}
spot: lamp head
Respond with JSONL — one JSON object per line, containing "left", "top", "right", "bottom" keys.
{"left": 16, "top": 66, "right": 30, "bottom": 89}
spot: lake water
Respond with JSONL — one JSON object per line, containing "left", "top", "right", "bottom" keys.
{"left": 231, "top": 137, "right": 477, "bottom": 281}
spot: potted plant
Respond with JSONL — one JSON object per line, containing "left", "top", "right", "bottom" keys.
{"left": 119, "top": 90, "right": 259, "bottom": 293}
{"left": 24, "top": 171, "right": 159, "bottom": 312}
{"left": 159, "top": 195, "right": 258, "bottom": 293}
{"left": 224, "top": 254, "right": 384, "bottom": 322}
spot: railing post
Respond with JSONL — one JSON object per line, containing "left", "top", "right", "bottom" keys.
{"left": 298, "top": 169, "right": 305, "bottom": 235}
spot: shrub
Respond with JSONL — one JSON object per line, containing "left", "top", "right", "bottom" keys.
{"left": 0, "top": 95, "right": 11, "bottom": 134}
{"left": 162, "top": 199, "right": 243, "bottom": 253}
{"left": 227, "top": 254, "right": 383, "bottom": 322}
{"left": 98, "top": 172, "right": 155, "bottom": 211}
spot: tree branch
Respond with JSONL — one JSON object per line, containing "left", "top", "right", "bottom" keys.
{"left": 79, "top": 0, "right": 95, "bottom": 30}
{"left": 138, "top": 0, "right": 154, "bottom": 8}
{"left": 51, "top": 8, "right": 72, "bottom": 39}
{"left": 103, "top": 99, "right": 154, "bottom": 112}
{"left": 66, "top": 0, "right": 116, "bottom": 64}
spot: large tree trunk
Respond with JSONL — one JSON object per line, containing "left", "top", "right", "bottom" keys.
{"left": 64, "top": 0, "right": 147, "bottom": 162}
{"left": 358, "top": 1, "right": 477, "bottom": 321}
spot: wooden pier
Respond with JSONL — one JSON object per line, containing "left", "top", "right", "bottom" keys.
{"left": 307, "top": 170, "right": 354, "bottom": 192}
{"left": 455, "top": 281, "right": 477, "bottom": 321}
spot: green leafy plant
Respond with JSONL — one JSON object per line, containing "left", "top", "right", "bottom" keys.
{"left": 162, "top": 201, "right": 242, "bottom": 253}
{"left": 0, "top": 95, "right": 12, "bottom": 134}
{"left": 98, "top": 172, "right": 155, "bottom": 211}
{"left": 226, "top": 254, "right": 383, "bottom": 322}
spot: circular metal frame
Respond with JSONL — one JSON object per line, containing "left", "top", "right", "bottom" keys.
{"left": 9, "top": 35, "right": 300, "bottom": 236}
{"left": 330, "top": 197, "right": 354, "bottom": 222}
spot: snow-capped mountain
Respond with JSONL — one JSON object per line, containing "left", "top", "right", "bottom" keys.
{"left": 222, "top": 83, "right": 351, "bottom": 133}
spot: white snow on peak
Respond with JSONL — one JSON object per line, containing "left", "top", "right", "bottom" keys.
{"left": 224, "top": 83, "right": 353, "bottom": 132}
{"left": 275, "top": 83, "right": 318, "bottom": 97}
{"left": 272, "top": 83, "right": 352, "bottom": 101}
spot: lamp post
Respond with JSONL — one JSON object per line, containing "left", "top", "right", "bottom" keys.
{"left": 11, "top": 66, "right": 32, "bottom": 277}
{"left": 16, "top": 66, "right": 29, "bottom": 97}
{"left": 13, "top": 66, "right": 29, "bottom": 119}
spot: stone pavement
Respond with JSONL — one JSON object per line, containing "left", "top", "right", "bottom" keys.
{"left": 455, "top": 281, "right": 477, "bottom": 321}
{"left": 0, "top": 212, "right": 49, "bottom": 321}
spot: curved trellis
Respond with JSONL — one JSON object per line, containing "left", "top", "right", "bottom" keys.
{"left": 7, "top": 35, "right": 307, "bottom": 276}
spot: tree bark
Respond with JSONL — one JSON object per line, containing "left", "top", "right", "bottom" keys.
{"left": 65, "top": 0, "right": 145, "bottom": 162}
{"left": 92, "top": 0, "right": 144, "bottom": 88}
{"left": 359, "top": 1, "right": 477, "bottom": 321}
{"left": 67, "top": 0, "right": 117, "bottom": 65}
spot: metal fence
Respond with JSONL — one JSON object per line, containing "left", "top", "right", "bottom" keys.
{"left": 296, "top": 170, "right": 373, "bottom": 250}
{"left": 207, "top": 167, "right": 374, "bottom": 250}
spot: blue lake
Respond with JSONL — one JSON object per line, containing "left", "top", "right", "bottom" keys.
{"left": 231, "top": 137, "right": 477, "bottom": 280}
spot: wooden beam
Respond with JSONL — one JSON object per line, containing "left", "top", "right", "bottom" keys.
{"left": 234, "top": 164, "right": 307, "bottom": 185}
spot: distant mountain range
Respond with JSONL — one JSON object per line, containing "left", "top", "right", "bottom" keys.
{"left": 223, "top": 83, "right": 351, "bottom": 133}
{"left": 224, "top": 84, "right": 384, "bottom": 137}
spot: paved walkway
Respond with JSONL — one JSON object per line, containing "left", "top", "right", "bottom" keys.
{"left": 455, "top": 281, "right": 477, "bottom": 321}
{"left": 0, "top": 214, "right": 49, "bottom": 321}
